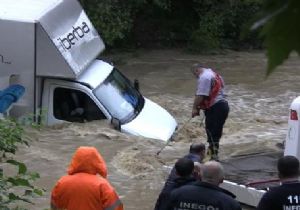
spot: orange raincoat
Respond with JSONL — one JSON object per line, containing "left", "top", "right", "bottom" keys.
{"left": 51, "top": 146, "right": 123, "bottom": 210}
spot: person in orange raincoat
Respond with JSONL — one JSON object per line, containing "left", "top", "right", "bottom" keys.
{"left": 51, "top": 146, "right": 124, "bottom": 210}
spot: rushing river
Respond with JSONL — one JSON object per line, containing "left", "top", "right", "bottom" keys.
{"left": 9, "top": 50, "right": 300, "bottom": 209}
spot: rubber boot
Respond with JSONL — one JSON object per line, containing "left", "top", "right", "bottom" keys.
{"left": 209, "top": 143, "right": 219, "bottom": 161}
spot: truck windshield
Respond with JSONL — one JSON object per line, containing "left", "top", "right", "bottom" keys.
{"left": 93, "top": 68, "right": 144, "bottom": 124}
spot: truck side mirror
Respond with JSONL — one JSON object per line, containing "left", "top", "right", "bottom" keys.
{"left": 134, "top": 79, "right": 139, "bottom": 91}
{"left": 111, "top": 117, "right": 121, "bottom": 131}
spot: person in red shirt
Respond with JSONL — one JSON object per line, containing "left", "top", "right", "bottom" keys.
{"left": 191, "top": 64, "right": 229, "bottom": 161}
{"left": 51, "top": 146, "right": 123, "bottom": 210}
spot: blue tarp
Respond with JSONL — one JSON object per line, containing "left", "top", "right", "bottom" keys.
{"left": 0, "top": 84, "right": 25, "bottom": 113}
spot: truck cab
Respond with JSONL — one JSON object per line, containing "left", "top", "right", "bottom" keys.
{"left": 43, "top": 60, "right": 177, "bottom": 141}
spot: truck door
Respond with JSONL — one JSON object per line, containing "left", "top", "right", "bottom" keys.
{"left": 43, "top": 80, "right": 109, "bottom": 125}
{"left": 53, "top": 87, "right": 107, "bottom": 123}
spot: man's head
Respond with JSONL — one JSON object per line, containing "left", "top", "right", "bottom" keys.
{"left": 277, "top": 156, "right": 300, "bottom": 179}
{"left": 191, "top": 63, "right": 205, "bottom": 77}
{"left": 201, "top": 161, "right": 224, "bottom": 186}
{"left": 189, "top": 143, "right": 206, "bottom": 160}
{"left": 175, "top": 158, "right": 194, "bottom": 177}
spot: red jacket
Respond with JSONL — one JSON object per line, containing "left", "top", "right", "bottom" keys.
{"left": 51, "top": 146, "right": 123, "bottom": 210}
{"left": 199, "top": 71, "right": 223, "bottom": 110}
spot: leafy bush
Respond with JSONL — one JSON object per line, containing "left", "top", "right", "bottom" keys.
{"left": 0, "top": 118, "right": 43, "bottom": 210}
{"left": 79, "top": 0, "right": 263, "bottom": 51}
{"left": 251, "top": 0, "right": 300, "bottom": 74}
{"left": 188, "top": 13, "right": 223, "bottom": 52}
{"left": 189, "top": 0, "right": 263, "bottom": 51}
{"left": 80, "top": 0, "right": 133, "bottom": 47}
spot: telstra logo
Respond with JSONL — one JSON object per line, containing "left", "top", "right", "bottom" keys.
{"left": 57, "top": 21, "right": 90, "bottom": 51}
{"left": 0, "top": 54, "right": 11, "bottom": 64}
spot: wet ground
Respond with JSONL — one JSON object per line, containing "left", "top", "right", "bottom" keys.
{"left": 5, "top": 49, "right": 300, "bottom": 209}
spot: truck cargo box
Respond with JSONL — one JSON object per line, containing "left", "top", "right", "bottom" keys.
{"left": 0, "top": 0, "right": 105, "bottom": 79}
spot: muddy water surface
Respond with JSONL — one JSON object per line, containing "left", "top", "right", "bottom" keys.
{"left": 12, "top": 50, "right": 300, "bottom": 209}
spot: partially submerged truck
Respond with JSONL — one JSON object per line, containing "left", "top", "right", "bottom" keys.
{"left": 0, "top": 0, "right": 177, "bottom": 141}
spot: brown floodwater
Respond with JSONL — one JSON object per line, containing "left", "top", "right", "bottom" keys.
{"left": 7, "top": 49, "right": 300, "bottom": 209}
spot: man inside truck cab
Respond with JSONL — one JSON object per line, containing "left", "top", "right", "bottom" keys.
{"left": 53, "top": 88, "right": 106, "bottom": 123}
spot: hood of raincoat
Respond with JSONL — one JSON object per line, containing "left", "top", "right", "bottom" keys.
{"left": 67, "top": 146, "right": 107, "bottom": 178}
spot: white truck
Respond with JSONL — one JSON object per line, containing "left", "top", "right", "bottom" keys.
{"left": 0, "top": 0, "right": 177, "bottom": 141}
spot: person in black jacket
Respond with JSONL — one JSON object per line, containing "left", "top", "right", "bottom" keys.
{"left": 167, "top": 161, "right": 241, "bottom": 210}
{"left": 154, "top": 158, "right": 196, "bottom": 210}
{"left": 166, "top": 143, "right": 206, "bottom": 184}
{"left": 257, "top": 155, "right": 300, "bottom": 210}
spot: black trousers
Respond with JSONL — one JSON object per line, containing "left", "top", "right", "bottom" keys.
{"left": 204, "top": 100, "right": 229, "bottom": 156}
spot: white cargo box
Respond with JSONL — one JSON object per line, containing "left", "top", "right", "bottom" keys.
{"left": 0, "top": 0, "right": 105, "bottom": 79}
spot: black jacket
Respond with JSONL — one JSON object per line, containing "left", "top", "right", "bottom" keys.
{"left": 167, "top": 181, "right": 241, "bottom": 210}
{"left": 257, "top": 181, "right": 300, "bottom": 210}
{"left": 166, "top": 153, "right": 202, "bottom": 185}
{"left": 154, "top": 153, "right": 202, "bottom": 210}
{"left": 154, "top": 176, "right": 196, "bottom": 210}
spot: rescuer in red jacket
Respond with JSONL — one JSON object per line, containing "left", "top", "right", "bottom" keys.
{"left": 191, "top": 64, "right": 229, "bottom": 161}
{"left": 51, "top": 146, "right": 123, "bottom": 210}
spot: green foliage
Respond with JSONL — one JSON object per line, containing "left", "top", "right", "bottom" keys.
{"left": 0, "top": 118, "right": 27, "bottom": 155}
{"left": 190, "top": 0, "right": 263, "bottom": 51}
{"left": 1, "top": 160, "right": 43, "bottom": 209}
{"left": 19, "top": 108, "right": 47, "bottom": 129}
{"left": 252, "top": 0, "right": 300, "bottom": 75}
{"left": 79, "top": 0, "right": 263, "bottom": 50}
{"left": 222, "top": 0, "right": 263, "bottom": 48}
{"left": 80, "top": 0, "right": 133, "bottom": 47}
{"left": 0, "top": 118, "right": 43, "bottom": 209}
{"left": 188, "top": 13, "right": 223, "bottom": 52}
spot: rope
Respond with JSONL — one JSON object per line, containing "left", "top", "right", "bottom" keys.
{"left": 156, "top": 117, "right": 193, "bottom": 156}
